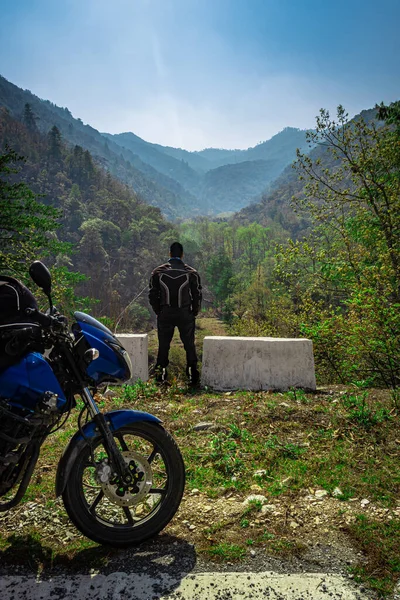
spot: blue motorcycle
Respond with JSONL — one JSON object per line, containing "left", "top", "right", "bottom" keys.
{"left": 0, "top": 262, "right": 185, "bottom": 547}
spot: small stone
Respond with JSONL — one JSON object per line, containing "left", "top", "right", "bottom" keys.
{"left": 189, "top": 524, "right": 196, "bottom": 531}
{"left": 315, "top": 489, "right": 329, "bottom": 499}
{"left": 332, "top": 487, "right": 343, "bottom": 497}
{"left": 192, "top": 422, "right": 216, "bottom": 432}
{"left": 261, "top": 504, "right": 276, "bottom": 514}
{"left": 250, "top": 550, "right": 256, "bottom": 557}
{"left": 360, "top": 498, "right": 370, "bottom": 507}
{"left": 191, "top": 488, "right": 200, "bottom": 495}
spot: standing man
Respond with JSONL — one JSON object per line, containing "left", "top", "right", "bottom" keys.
{"left": 149, "top": 242, "right": 202, "bottom": 385}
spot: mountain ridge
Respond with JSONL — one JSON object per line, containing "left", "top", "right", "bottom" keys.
{"left": 0, "top": 74, "right": 311, "bottom": 219}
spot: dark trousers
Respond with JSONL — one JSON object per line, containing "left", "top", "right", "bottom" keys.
{"left": 156, "top": 307, "right": 197, "bottom": 368}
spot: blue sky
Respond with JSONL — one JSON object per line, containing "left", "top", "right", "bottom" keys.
{"left": 0, "top": 0, "right": 399, "bottom": 149}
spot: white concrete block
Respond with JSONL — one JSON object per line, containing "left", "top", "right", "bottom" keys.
{"left": 201, "top": 336, "right": 316, "bottom": 391}
{"left": 116, "top": 334, "right": 148, "bottom": 383}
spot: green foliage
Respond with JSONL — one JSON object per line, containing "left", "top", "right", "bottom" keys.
{"left": 0, "top": 146, "right": 67, "bottom": 277}
{"left": 284, "top": 105, "right": 400, "bottom": 387}
{"left": 201, "top": 105, "right": 400, "bottom": 389}
{"left": 209, "top": 431, "right": 244, "bottom": 476}
{"left": 348, "top": 515, "right": 400, "bottom": 597}
{"left": 206, "top": 542, "right": 246, "bottom": 561}
{"left": 340, "top": 392, "right": 391, "bottom": 430}
{"left": 120, "top": 380, "right": 158, "bottom": 403}
{"left": 0, "top": 108, "right": 176, "bottom": 330}
{"left": 206, "top": 250, "right": 233, "bottom": 311}
{"left": 23, "top": 103, "right": 38, "bottom": 132}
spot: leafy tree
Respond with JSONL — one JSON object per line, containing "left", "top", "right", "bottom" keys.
{"left": 278, "top": 105, "right": 400, "bottom": 386}
{"left": 0, "top": 146, "right": 65, "bottom": 276}
{"left": 206, "top": 250, "right": 234, "bottom": 313}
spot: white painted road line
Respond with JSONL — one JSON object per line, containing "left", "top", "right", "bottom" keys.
{"left": 0, "top": 572, "right": 368, "bottom": 599}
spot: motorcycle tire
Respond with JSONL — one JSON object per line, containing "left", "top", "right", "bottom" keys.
{"left": 62, "top": 421, "right": 185, "bottom": 547}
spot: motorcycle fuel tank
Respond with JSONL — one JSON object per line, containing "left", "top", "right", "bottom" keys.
{"left": 0, "top": 352, "right": 67, "bottom": 411}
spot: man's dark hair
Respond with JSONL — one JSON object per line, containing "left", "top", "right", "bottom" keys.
{"left": 170, "top": 242, "right": 183, "bottom": 258}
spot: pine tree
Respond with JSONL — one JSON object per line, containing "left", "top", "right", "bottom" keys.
{"left": 23, "top": 103, "right": 38, "bottom": 132}
{"left": 47, "top": 125, "right": 62, "bottom": 161}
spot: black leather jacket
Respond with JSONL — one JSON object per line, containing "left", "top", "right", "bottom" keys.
{"left": 149, "top": 258, "right": 202, "bottom": 316}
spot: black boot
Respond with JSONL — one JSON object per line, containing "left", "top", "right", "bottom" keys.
{"left": 186, "top": 365, "right": 200, "bottom": 386}
{"left": 154, "top": 365, "right": 168, "bottom": 383}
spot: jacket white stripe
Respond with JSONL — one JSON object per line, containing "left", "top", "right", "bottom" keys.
{"left": 177, "top": 275, "right": 189, "bottom": 308}
{"left": 159, "top": 276, "right": 170, "bottom": 305}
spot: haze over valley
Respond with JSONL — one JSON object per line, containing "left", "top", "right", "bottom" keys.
{"left": 0, "top": 75, "right": 314, "bottom": 220}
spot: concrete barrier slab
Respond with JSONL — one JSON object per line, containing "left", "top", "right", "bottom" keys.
{"left": 116, "top": 334, "right": 148, "bottom": 383}
{"left": 201, "top": 336, "right": 316, "bottom": 391}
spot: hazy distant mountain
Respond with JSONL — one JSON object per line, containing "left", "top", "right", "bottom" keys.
{"left": 195, "top": 147, "right": 245, "bottom": 168}
{"left": 193, "top": 128, "right": 310, "bottom": 169}
{"left": 0, "top": 75, "right": 194, "bottom": 219}
{"left": 152, "top": 144, "right": 212, "bottom": 172}
{"left": 103, "top": 131, "right": 201, "bottom": 192}
{"left": 0, "top": 74, "right": 312, "bottom": 219}
{"left": 105, "top": 127, "right": 311, "bottom": 214}
{"left": 235, "top": 108, "right": 380, "bottom": 235}
{"left": 198, "top": 159, "right": 283, "bottom": 215}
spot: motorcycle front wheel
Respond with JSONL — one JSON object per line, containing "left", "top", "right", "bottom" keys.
{"left": 62, "top": 422, "right": 185, "bottom": 547}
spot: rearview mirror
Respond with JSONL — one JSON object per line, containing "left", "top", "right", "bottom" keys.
{"left": 29, "top": 261, "right": 52, "bottom": 296}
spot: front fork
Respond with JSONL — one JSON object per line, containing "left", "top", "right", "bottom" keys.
{"left": 82, "top": 387, "right": 132, "bottom": 485}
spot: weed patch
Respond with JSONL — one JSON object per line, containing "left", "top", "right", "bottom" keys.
{"left": 205, "top": 542, "right": 246, "bottom": 561}
{"left": 347, "top": 515, "right": 400, "bottom": 597}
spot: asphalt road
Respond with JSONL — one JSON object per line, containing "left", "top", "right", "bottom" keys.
{"left": 0, "top": 571, "right": 369, "bottom": 599}
{"left": 0, "top": 539, "right": 372, "bottom": 599}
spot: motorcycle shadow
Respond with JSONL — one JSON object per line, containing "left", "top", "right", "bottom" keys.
{"left": 0, "top": 532, "right": 197, "bottom": 597}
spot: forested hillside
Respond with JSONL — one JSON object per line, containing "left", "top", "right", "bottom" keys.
{"left": 236, "top": 108, "right": 380, "bottom": 235}
{"left": 107, "top": 127, "right": 312, "bottom": 215}
{"left": 103, "top": 131, "right": 201, "bottom": 192}
{"left": 0, "top": 106, "right": 176, "bottom": 329}
{"left": 0, "top": 75, "right": 310, "bottom": 219}
{"left": 198, "top": 159, "right": 283, "bottom": 215}
{"left": 0, "top": 75, "right": 193, "bottom": 220}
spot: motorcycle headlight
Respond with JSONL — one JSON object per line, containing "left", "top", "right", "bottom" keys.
{"left": 84, "top": 348, "right": 100, "bottom": 364}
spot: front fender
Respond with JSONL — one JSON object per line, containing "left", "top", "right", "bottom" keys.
{"left": 55, "top": 409, "right": 161, "bottom": 497}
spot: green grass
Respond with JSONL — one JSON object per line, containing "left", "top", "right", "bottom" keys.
{"left": 0, "top": 345, "right": 398, "bottom": 597}
{"left": 348, "top": 515, "right": 400, "bottom": 597}
{"left": 205, "top": 542, "right": 246, "bottom": 561}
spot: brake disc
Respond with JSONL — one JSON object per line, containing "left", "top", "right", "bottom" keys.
{"left": 100, "top": 451, "right": 153, "bottom": 507}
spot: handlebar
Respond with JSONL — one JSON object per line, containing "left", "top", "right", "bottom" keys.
{"left": 25, "top": 308, "right": 67, "bottom": 331}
